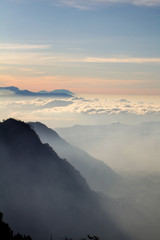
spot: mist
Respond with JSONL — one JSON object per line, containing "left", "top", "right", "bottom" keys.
{"left": 55, "top": 122, "right": 160, "bottom": 240}
{"left": 29, "top": 120, "right": 160, "bottom": 240}
{"left": 0, "top": 119, "right": 127, "bottom": 240}
{"left": 56, "top": 121, "right": 160, "bottom": 173}
{"left": 1, "top": 92, "right": 160, "bottom": 240}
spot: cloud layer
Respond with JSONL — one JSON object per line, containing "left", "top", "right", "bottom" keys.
{"left": 1, "top": 93, "right": 160, "bottom": 127}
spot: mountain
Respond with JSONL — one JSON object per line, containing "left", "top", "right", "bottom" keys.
{"left": 29, "top": 122, "right": 120, "bottom": 193}
{"left": 29, "top": 122, "right": 160, "bottom": 240}
{"left": 0, "top": 118, "right": 125, "bottom": 240}
{"left": 0, "top": 86, "right": 73, "bottom": 98}
{"left": 49, "top": 89, "right": 74, "bottom": 95}
{"left": 38, "top": 89, "right": 74, "bottom": 95}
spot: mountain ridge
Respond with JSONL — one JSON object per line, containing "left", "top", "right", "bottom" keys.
{"left": 29, "top": 121, "right": 159, "bottom": 240}
{"left": 0, "top": 86, "right": 74, "bottom": 98}
{"left": 0, "top": 118, "right": 126, "bottom": 240}
{"left": 29, "top": 121, "right": 120, "bottom": 193}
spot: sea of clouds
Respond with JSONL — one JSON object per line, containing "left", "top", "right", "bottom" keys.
{"left": 0, "top": 93, "right": 160, "bottom": 127}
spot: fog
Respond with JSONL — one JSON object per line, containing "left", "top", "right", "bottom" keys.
{"left": 56, "top": 121, "right": 160, "bottom": 172}
{"left": 30, "top": 120, "right": 160, "bottom": 240}
{"left": 1, "top": 92, "right": 160, "bottom": 240}
{"left": 55, "top": 122, "right": 160, "bottom": 240}
{"left": 0, "top": 119, "right": 127, "bottom": 240}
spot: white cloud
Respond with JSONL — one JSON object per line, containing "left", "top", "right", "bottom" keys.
{"left": 41, "top": 100, "right": 73, "bottom": 108}
{"left": 130, "top": 0, "right": 160, "bottom": 6}
{"left": 1, "top": 94, "right": 160, "bottom": 127}
{"left": 0, "top": 52, "right": 83, "bottom": 66}
{"left": 85, "top": 57, "right": 160, "bottom": 64}
{"left": 0, "top": 43, "right": 52, "bottom": 50}
{"left": 26, "top": 95, "right": 160, "bottom": 116}
{"left": 1, "top": 50, "right": 160, "bottom": 66}
{"left": 50, "top": 0, "right": 160, "bottom": 9}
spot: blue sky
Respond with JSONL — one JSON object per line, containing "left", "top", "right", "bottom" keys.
{"left": 0, "top": 0, "right": 160, "bottom": 94}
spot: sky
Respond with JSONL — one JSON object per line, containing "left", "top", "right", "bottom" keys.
{"left": 0, "top": 0, "right": 160, "bottom": 94}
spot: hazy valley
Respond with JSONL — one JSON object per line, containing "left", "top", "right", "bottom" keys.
{"left": 0, "top": 115, "right": 160, "bottom": 240}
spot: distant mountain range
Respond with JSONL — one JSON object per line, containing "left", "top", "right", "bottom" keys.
{"left": 0, "top": 86, "right": 74, "bottom": 98}
{"left": 0, "top": 118, "right": 126, "bottom": 240}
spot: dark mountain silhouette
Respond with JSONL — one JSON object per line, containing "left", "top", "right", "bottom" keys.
{"left": 0, "top": 86, "right": 73, "bottom": 98}
{"left": 29, "top": 122, "right": 120, "bottom": 193}
{"left": 0, "top": 118, "right": 126, "bottom": 240}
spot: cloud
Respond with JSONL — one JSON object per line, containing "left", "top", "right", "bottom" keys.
{"left": 41, "top": 100, "right": 73, "bottom": 108}
{"left": 1, "top": 49, "right": 160, "bottom": 66}
{"left": 0, "top": 43, "right": 52, "bottom": 50}
{"left": 34, "top": 94, "right": 160, "bottom": 116}
{"left": 50, "top": 0, "right": 160, "bottom": 9}
{"left": 1, "top": 94, "right": 160, "bottom": 128}
{"left": 124, "top": 104, "right": 132, "bottom": 108}
{"left": 85, "top": 57, "right": 160, "bottom": 64}
{"left": 0, "top": 52, "right": 83, "bottom": 66}
{"left": 119, "top": 99, "right": 130, "bottom": 103}
{"left": 130, "top": 0, "right": 160, "bottom": 6}
{"left": 18, "top": 68, "right": 44, "bottom": 75}
{"left": 0, "top": 97, "right": 73, "bottom": 114}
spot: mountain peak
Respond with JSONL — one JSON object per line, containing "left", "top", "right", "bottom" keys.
{"left": 1, "top": 118, "right": 37, "bottom": 135}
{"left": 0, "top": 118, "right": 61, "bottom": 163}
{"left": 7, "top": 86, "right": 20, "bottom": 91}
